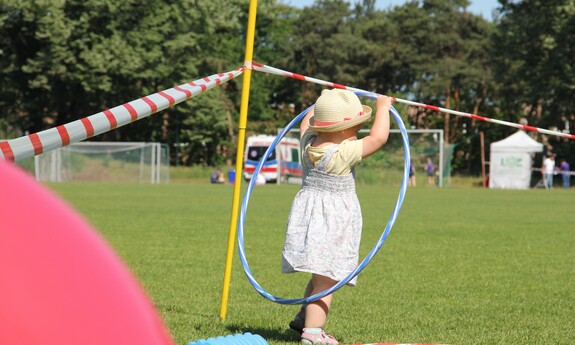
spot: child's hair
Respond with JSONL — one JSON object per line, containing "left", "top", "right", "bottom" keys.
{"left": 308, "top": 89, "right": 372, "bottom": 132}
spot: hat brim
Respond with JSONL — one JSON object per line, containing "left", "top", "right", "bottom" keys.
{"left": 309, "top": 105, "right": 372, "bottom": 132}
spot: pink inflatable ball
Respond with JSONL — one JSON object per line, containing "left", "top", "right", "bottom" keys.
{"left": 0, "top": 160, "right": 174, "bottom": 345}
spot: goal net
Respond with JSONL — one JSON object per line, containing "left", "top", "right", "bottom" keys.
{"left": 280, "top": 129, "right": 451, "bottom": 187}
{"left": 34, "top": 142, "right": 170, "bottom": 184}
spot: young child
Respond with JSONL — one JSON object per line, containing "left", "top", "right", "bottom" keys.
{"left": 282, "top": 89, "right": 392, "bottom": 345}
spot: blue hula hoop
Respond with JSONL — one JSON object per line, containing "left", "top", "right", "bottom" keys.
{"left": 237, "top": 91, "right": 410, "bottom": 304}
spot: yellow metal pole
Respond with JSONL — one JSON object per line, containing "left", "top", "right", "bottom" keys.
{"left": 219, "top": 0, "right": 258, "bottom": 321}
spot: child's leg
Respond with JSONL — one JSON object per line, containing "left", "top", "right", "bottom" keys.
{"left": 289, "top": 279, "right": 313, "bottom": 333}
{"left": 301, "top": 275, "right": 339, "bottom": 344}
{"left": 304, "top": 274, "right": 337, "bottom": 328}
{"left": 299, "top": 279, "right": 313, "bottom": 314}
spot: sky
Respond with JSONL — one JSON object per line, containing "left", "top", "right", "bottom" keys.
{"left": 287, "top": 0, "right": 500, "bottom": 20}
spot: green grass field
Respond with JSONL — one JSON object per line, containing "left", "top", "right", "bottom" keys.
{"left": 49, "top": 182, "right": 574, "bottom": 345}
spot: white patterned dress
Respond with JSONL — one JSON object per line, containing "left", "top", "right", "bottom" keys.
{"left": 282, "top": 136, "right": 362, "bottom": 286}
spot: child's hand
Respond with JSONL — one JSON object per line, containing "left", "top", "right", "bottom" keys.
{"left": 376, "top": 95, "right": 393, "bottom": 109}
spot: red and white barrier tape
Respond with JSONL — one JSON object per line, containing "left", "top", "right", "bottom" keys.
{"left": 0, "top": 68, "right": 243, "bottom": 162}
{"left": 3, "top": 59, "right": 573, "bottom": 163}
{"left": 250, "top": 61, "right": 575, "bottom": 140}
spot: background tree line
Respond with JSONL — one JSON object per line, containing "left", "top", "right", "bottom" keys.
{"left": 1, "top": 0, "right": 574, "bottom": 175}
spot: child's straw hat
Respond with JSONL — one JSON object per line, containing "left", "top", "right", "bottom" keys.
{"left": 309, "top": 89, "right": 372, "bottom": 132}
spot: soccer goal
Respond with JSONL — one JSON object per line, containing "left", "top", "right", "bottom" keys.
{"left": 34, "top": 142, "right": 170, "bottom": 184}
{"left": 279, "top": 128, "right": 450, "bottom": 187}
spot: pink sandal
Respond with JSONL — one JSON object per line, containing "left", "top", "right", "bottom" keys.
{"left": 301, "top": 329, "right": 339, "bottom": 345}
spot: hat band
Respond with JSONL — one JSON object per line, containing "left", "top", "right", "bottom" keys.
{"left": 314, "top": 111, "right": 365, "bottom": 127}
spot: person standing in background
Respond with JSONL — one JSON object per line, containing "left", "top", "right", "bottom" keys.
{"left": 425, "top": 158, "right": 435, "bottom": 186}
{"left": 542, "top": 154, "right": 556, "bottom": 189}
{"left": 559, "top": 159, "right": 570, "bottom": 189}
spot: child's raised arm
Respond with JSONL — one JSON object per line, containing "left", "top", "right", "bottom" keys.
{"left": 362, "top": 95, "right": 392, "bottom": 158}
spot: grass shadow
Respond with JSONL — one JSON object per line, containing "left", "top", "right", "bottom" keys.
{"left": 225, "top": 324, "right": 299, "bottom": 343}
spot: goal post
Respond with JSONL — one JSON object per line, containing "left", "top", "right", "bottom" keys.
{"left": 34, "top": 142, "right": 170, "bottom": 184}
{"left": 279, "top": 128, "right": 449, "bottom": 187}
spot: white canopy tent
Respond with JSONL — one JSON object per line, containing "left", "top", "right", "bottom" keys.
{"left": 489, "top": 131, "right": 543, "bottom": 189}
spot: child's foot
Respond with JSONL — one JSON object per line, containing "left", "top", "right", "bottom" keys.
{"left": 289, "top": 314, "right": 305, "bottom": 334}
{"left": 301, "top": 328, "right": 338, "bottom": 345}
